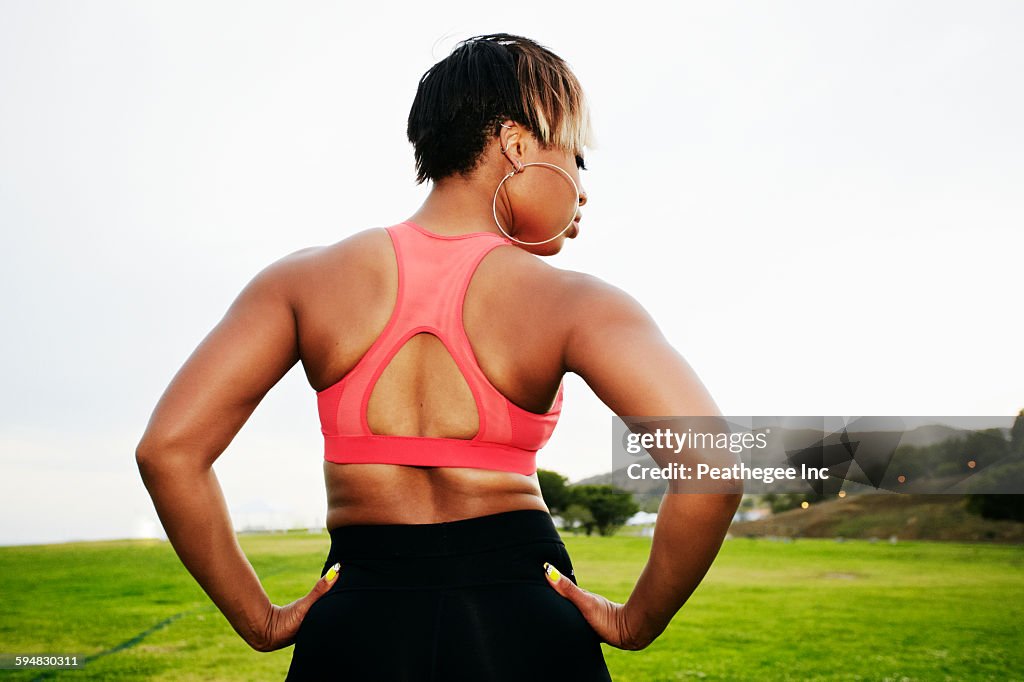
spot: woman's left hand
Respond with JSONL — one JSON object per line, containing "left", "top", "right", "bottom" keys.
{"left": 541, "top": 562, "right": 654, "bottom": 651}
{"left": 249, "top": 563, "right": 342, "bottom": 652}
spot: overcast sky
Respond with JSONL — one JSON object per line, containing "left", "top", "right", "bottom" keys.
{"left": 2, "top": 1, "right": 1022, "bottom": 545}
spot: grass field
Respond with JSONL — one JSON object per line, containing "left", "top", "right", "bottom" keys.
{"left": 1, "top": 532, "right": 1021, "bottom": 681}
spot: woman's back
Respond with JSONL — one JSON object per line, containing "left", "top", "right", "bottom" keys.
{"left": 290, "top": 220, "right": 577, "bottom": 528}
{"left": 136, "top": 35, "right": 736, "bottom": 671}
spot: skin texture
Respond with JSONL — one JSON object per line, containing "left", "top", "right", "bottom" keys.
{"left": 135, "top": 119, "right": 742, "bottom": 654}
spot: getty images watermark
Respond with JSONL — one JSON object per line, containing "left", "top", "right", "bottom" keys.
{"left": 611, "top": 416, "right": 1024, "bottom": 494}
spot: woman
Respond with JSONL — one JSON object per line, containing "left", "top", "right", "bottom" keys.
{"left": 136, "top": 33, "right": 742, "bottom": 680}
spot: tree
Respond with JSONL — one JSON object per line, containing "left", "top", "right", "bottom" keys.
{"left": 959, "top": 428, "right": 1010, "bottom": 469}
{"left": 1011, "top": 409, "right": 1024, "bottom": 456}
{"left": 965, "top": 493, "right": 1024, "bottom": 521}
{"left": 559, "top": 503, "right": 594, "bottom": 535}
{"left": 963, "top": 412, "right": 1024, "bottom": 522}
{"left": 567, "top": 484, "right": 639, "bottom": 536}
{"left": 536, "top": 469, "right": 571, "bottom": 513}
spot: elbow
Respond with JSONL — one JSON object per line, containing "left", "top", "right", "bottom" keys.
{"left": 135, "top": 443, "right": 165, "bottom": 483}
{"left": 135, "top": 433, "right": 166, "bottom": 471}
{"left": 706, "top": 482, "right": 744, "bottom": 514}
{"left": 724, "top": 490, "right": 744, "bottom": 514}
{"left": 666, "top": 479, "right": 745, "bottom": 502}
{"left": 135, "top": 439, "right": 155, "bottom": 472}
{"left": 134, "top": 434, "right": 202, "bottom": 476}
{"left": 721, "top": 480, "right": 745, "bottom": 509}
{"left": 725, "top": 479, "right": 745, "bottom": 500}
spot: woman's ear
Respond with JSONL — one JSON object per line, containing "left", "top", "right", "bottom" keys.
{"left": 500, "top": 125, "right": 520, "bottom": 152}
{"left": 506, "top": 132, "right": 521, "bottom": 153}
{"left": 500, "top": 125, "right": 525, "bottom": 170}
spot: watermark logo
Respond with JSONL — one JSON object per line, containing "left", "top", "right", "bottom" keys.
{"left": 611, "top": 416, "right": 1024, "bottom": 494}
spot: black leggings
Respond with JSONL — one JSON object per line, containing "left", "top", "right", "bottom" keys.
{"left": 285, "top": 509, "right": 612, "bottom": 681}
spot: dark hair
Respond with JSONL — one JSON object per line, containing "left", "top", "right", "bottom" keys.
{"left": 406, "top": 33, "right": 595, "bottom": 185}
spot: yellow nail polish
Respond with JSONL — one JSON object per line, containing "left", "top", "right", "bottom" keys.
{"left": 543, "top": 562, "right": 561, "bottom": 584}
{"left": 324, "top": 562, "right": 340, "bottom": 582}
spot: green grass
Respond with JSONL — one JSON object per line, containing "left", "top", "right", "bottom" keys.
{"left": 0, "top": 533, "right": 1021, "bottom": 680}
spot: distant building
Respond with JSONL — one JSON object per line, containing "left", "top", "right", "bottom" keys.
{"left": 733, "top": 508, "right": 770, "bottom": 522}
{"left": 626, "top": 511, "right": 659, "bottom": 525}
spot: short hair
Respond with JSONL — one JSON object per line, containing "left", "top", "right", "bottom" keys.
{"left": 406, "top": 33, "right": 596, "bottom": 185}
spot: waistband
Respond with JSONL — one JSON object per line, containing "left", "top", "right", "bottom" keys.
{"left": 322, "top": 509, "right": 575, "bottom": 590}
{"left": 325, "top": 508, "right": 562, "bottom": 560}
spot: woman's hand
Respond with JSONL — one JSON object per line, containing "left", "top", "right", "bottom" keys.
{"left": 541, "top": 562, "right": 658, "bottom": 651}
{"left": 249, "top": 563, "right": 342, "bottom": 652}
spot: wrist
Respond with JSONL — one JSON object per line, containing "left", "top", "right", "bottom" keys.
{"left": 621, "top": 599, "right": 665, "bottom": 650}
{"left": 240, "top": 600, "right": 275, "bottom": 652}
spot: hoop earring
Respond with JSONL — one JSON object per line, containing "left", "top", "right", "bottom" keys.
{"left": 492, "top": 162, "right": 580, "bottom": 246}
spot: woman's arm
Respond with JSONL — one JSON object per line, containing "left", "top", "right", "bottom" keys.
{"left": 559, "top": 272, "right": 744, "bottom": 650}
{"left": 135, "top": 250, "right": 311, "bottom": 651}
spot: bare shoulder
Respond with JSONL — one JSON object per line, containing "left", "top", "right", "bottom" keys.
{"left": 557, "top": 269, "right": 656, "bottom": 323}
{"left": 480, "top": 248, "right": 664, "bottom": 370}
{"left": 543, "top": 266, "right": 722, "bottom": 418}
{"left": 545, "top": 267, "right": 670, "bottom": 380}
{"left": 251, "top": 227, "right": 393, "bottom": 295}
{"left": 508, "top": 260, "right": 659, "bottom": 338}
{"left": 484, "top": 247, "right": 646, "bottom": 312}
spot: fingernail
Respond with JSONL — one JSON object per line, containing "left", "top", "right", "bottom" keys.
{"left": 324, "top": 562, "right": 340, "bottom": 582}
{"left": 543, "top": 561, "right": 561, "bottom": 584}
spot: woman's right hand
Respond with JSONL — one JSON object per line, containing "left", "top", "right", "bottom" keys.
{"left": 541, "top": 562, "right": 659, "bottom": 651}
{"left": 249, "top": 563, "right": 342, "bottom": 652}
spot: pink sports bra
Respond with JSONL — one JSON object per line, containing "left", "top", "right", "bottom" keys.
{"left": 315, "top": 220, "right": 564, "bottom": 476}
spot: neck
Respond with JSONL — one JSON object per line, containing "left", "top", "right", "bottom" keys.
{"left": 406, "top": 172, "right": 509, "bottom": 238}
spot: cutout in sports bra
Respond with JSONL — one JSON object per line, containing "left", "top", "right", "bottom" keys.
{"left": 315, "top": 220, "right": 564, "bottom": 476}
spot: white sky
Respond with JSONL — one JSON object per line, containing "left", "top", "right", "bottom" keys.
{"left": 2, "top": 1, "right": 1022, "bottom": 545}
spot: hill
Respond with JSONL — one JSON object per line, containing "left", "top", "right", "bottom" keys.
{"left": 730, "top": 493, "right": 1024, "bottom": 544}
